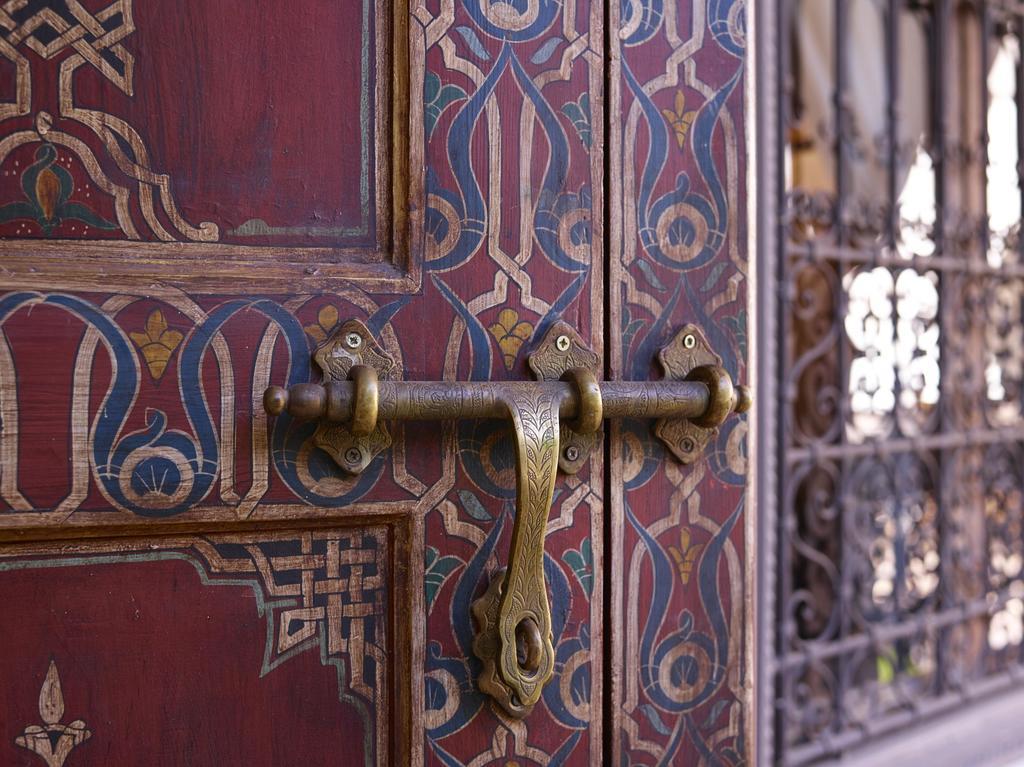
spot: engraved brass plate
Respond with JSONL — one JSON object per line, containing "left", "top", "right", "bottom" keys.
{"left": 655, "top": 323, "right": 742, "bottom": 464}
{"left": 527, "top": 322, "right": 601, "bottom": 474}
{"left": 311, "top": 319, "right": 396, "bottom": 474}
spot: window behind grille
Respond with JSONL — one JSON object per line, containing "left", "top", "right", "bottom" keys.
{"left": 768, "top": 0, "right": 1024, "bottom": 762}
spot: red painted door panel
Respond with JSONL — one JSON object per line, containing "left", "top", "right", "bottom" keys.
{"left": 609, "top": 1, "right": 752, "bottom": 762}
{"left": 0, "top": 0, "right": 751, "bottom": 765}
{"left": 2, "top": 533, "right": 383, "bottom": 765}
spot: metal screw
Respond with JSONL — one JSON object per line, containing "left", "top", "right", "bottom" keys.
{"left": 564, "top": 444, "right": 581, "bottom": 462}
{"left": 344, "top": 446, "right": 363, "bottom": 465}
{"left": 555, "top": 335, "right": 571, "bottom": 352}
{"left": 681, "top": 437, "right": 696, "bottom": 452}
{"left": 682, "top": 333, "right": 697, "bottom": 350}
{"left": 344, "top": 332, "right": 363, "bottom": 350}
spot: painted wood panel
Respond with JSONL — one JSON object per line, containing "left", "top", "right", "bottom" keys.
{"left": 1, "top": 529, "right": 391, "bottom": 765}
{"left": 609, "top": 0, "right": 751, "bottom": 763}
{"left": 0, "top": 0, "right": 606, "bottom": 765}
{"left": 0, "top": 0, "right": 754, "bottom": 762}
{"left": 0, "top": 0, "right": 418, "bottom": 291}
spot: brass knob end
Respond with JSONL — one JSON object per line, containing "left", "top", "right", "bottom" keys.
{"left": 263, "top": 383, "right": 326, "bottom": 420}
{"left": 264, "top": 386, "right": 288, "bottom": 416}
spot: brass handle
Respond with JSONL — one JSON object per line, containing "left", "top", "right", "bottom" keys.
{"left": 262, "top": 321, "right": 750, "bottom": 717}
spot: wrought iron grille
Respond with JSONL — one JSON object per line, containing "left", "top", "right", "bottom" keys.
{"left": 773, "top": 0, "right": 1024, "bottom": 762}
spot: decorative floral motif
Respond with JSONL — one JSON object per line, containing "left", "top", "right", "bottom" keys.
{"left": 562, "top": 93, "right": 592, "bottom": 149}
{"left": 668, "top": 528, "right": 703, "bottom": 585}
{"left": 0, "top": 144, "right": 117, "bottom": 236}
{"left": 15, "top": 661, "right": 91, "bottom": 767}
{"left": 562, "top": 538, "right": 593, "bottom": 597}
{"left": 129, "top": 309, "right": 184, "bottom": 380}
{"left": 425, "top": 546, "right": 463, "bottom": 611}
{"left": 424, "top": 71, "right": 467, "bottom": 139}
{"left": 662, "top": 90, "right": 698, "bottom": 150}
{"left": 0, "top": 0, "right": 219, "bottom": 242}
{"left": 304, "top": 304, "right": 341, "bottom": 344}
{"left": 488, "top": 308, "right": 534, "bottom": 370}
{"left": 616, "top": 1, "right": 748, "bottom": 761}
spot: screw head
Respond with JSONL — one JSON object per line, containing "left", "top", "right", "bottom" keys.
{"left": 344, "top": 332, "right": 363, "bottom": 350}
{"left": 555, "top": 335, "right": 571, "bottom": 352}
{"left": 681, "top": 437, "right": 696, "bottom": 452}
{"left": 564, "top": 444, "right": 581, "bottom": 462}
{"left": 682, "top": 333, "right": 697, "bottom": 350}
{"left": 344, "top": 446, "right": 363, "bottom": 465}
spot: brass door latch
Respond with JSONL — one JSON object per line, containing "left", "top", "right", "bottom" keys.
{"left": 263, "top": 320, "right": 750, "bottom": 717}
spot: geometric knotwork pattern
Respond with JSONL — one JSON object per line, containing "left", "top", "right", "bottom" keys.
{"left": 0, "top": 0, "right": 134, "bottom": 92}
{"left": 192, "top": 530, "right": 387, "bottom": 705}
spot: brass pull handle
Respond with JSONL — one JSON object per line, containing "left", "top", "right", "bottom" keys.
{"left": 262, "top": 321, "right": 750, "bottom": 717}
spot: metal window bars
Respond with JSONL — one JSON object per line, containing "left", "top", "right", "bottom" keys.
{"left": 773, "top": 0, "right": 1024, "bottom": 762}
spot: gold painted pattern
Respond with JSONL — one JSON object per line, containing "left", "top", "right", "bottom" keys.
{"left": 15, "top": 661, "right": 91, "bottom": 767}
{"left": 129, "top": 309, "right": 183, "bottom": 380}
{"left": 0, "top": 0, "right": 217, "bottom": 242}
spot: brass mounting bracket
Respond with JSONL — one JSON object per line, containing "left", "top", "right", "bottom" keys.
{"left": 308, "top": 318, "right": 397, "bottom": 475}
{"left": 656, "top": 323, "right": 749, "bottom": 464}
{"left": 526, "top": 321, "right": 601, "bottom": 474}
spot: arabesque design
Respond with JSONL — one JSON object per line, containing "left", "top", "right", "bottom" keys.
{"left": 611, "top": 0, "right": 750, "bottom": 763}
{"left": 15, "top": 661, "right": 91, "bottom": 767}
{"left": 0, "top": 0, "right": 217, "bottom": 240}
{"left": 0, "top": 0, "right": 749, "bottom": 764}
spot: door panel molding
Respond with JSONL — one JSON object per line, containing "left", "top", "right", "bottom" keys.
{"left": 0, "top": 519, "right": 417, "bottom": 766}
{"left": 0, "top": 0, "right": 422, "bottom": 294}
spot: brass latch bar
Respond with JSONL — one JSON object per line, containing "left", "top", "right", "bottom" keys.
{"left": 262, "top": 320, "right": 750, "bottom": 717}
{"left": 264, "top": 378, "right": 726, "bottom": 425}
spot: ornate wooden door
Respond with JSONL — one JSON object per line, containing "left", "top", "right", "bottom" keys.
{"left": 0, "top": 1, "right": 751, "bottom": 764}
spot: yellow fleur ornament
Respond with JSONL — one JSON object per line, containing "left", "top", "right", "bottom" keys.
{"left": 488, "top": 308, "right": 533, "bottom": 370}
{"left": 662, "top": 90, "right": 698, "bottom": 150}
{"left": 130, "top": 309, "right": 184, "bottom": 380}
{"left": 304, "top": 304, "right": 340, "bottom": 344}
{"left": 668, "top": 527, "right": 703, "bottom": 584}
